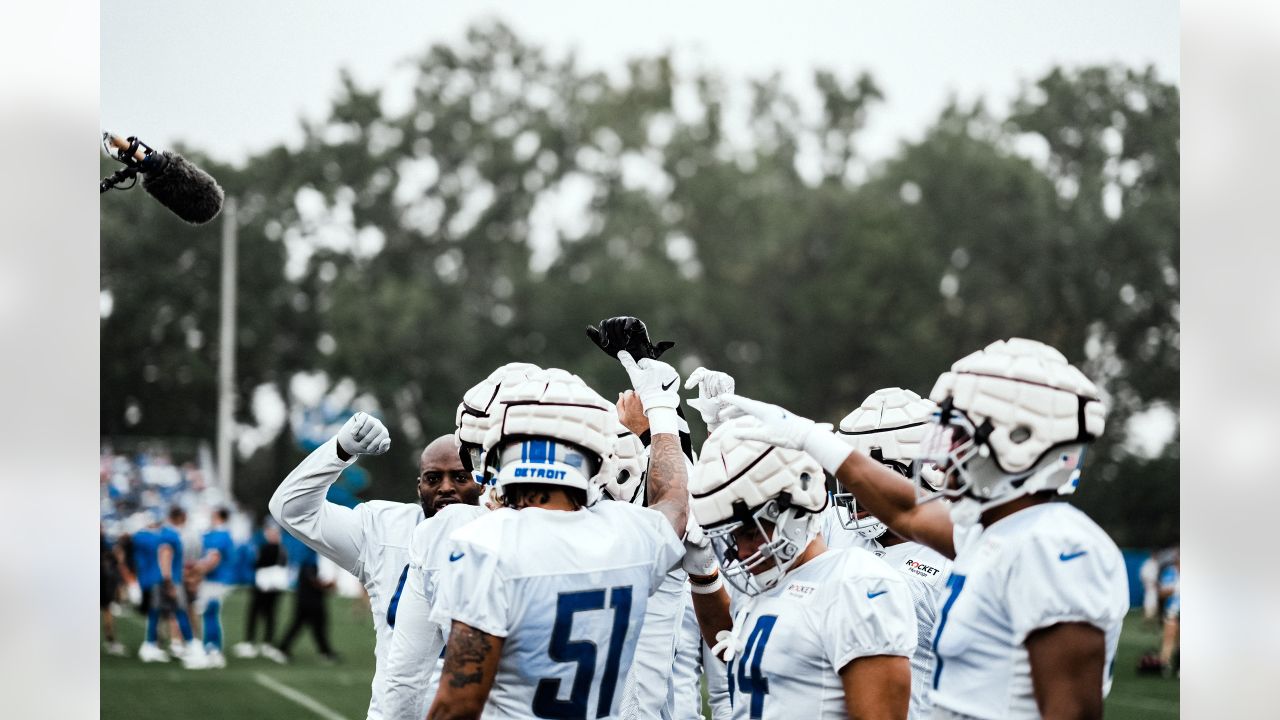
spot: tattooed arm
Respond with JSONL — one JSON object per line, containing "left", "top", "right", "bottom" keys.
{"left": 426, "top": 621, "right": 504, "bottom": 720}
{"left": 647, "top": 431, "right": 690, "bottom": 536}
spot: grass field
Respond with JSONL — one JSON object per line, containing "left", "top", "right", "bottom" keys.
{"left": 102, "top": 589, "right": 1178, "bottom": 719}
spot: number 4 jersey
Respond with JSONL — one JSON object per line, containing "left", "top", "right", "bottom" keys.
{"left": 431, "top": 500, "right": 684, "bottom": 720}
{"left": 725, "top": 547, "right": 918, "bottom": 720}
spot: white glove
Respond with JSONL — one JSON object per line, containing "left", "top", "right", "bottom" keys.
{"left": 336, "top": 412, "right": 391, "bottom": 457}
{"left": 720, "top": 394, "right": 851, "bottom": 475}
{"left": 684, "top": 367, "right": 735, "bottom": 434}
{"left": 683, "top": 520, "right": 719, "bottom": 579}
{"left": 617, "top": 350, "right": 681, "bottom": 435}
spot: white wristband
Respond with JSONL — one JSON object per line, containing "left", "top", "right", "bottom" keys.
{"left": 647, "top": 407, "right": 680, "bottom": 436}
{"left": 689, "top": 573, "right": 723, "bottom": 595}
{"left": 803, "top": 429, "right": 854, "bottom": 476}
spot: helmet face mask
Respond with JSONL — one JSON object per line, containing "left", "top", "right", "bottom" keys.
{"left": 704, "top": 499, "right": 817, "bottom": 596}
{"left": 912, "top": 405, "right": 984, "bottom": 503}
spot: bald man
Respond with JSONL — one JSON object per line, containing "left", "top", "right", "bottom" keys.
{"left": 270, "top": 423, "right": 483, "bottom": 720}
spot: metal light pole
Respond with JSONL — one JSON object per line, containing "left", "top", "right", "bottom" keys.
{"left": 216, "top": 196, "right": 238, "bottom": 497}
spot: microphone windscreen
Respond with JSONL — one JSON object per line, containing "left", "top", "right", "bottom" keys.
{"left": 141, "top": 152, "right": 225, "bottom": 224}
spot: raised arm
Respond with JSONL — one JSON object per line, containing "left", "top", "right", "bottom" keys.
{"left": 832, "top": 451, "right": 956, "bottom": 558}
{"left": 267, "top": 412, "right": 391, "bottom": 574}
{"left": 617, "top": 351, "right": 688, "bottom": 535}
{"left": 722, "top": 394, "right": 957, "bottom": 559}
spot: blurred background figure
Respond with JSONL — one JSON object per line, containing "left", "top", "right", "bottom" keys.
{"left": 131, "top": 510, "right": 171, "bottom": 663}
{"left": 159, "top": 506, "right": 207, "bottom": 669}
{"left": 232, "top": 522, "right": 290, "bottom": 662}
{"left": 1157, "top": 546, "right": 1180, "bottom": 676}
{"left": 193, "top": 508, "right": 236, "bottom": 668}
{"left": 100, "top": 526, "right": 127, "bottom": 656}
{"left": 278, "top": 548, "right": 338, "bottom": 663}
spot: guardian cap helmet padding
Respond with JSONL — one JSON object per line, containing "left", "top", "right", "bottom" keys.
{"left": 915, "top": 338, "right": 1106, "bottom": 520}
{"left": 690, "top": 416, "right": 828, "bottom": 595}
{"left": 455, "top": 362, "right": 542, "bottom": 476}
{"left": 835, "top": 387, "right": 938, "bottom": 539}
{"left": 483, "top": 369, "right": 619, "bottom": 500}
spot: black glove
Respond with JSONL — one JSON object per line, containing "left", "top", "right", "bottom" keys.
{"left": 585, "top": 316, "right": 675, "bottom": 360}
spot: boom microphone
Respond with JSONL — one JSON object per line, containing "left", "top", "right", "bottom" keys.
{"left": 101, "top": 132, "right": 225, "bottom": 225}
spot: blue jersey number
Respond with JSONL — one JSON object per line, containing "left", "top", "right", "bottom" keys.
{"left": 931, "top": 573, "right": 967, "bottom": 689}
{"left": 532, "top": 585, "right": 633, "bottom": 720}
{"left": 730, "top": 615, "right": 778, "bottom": 719}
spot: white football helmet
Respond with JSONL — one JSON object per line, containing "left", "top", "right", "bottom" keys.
{"left": 834, "top": 387, "right": 939, "bottom": 540}
{"left": 690, "top": 416, "right": 828, "bottom": 596}
{"left": 915, "top": 338, "right": 1106, "bottom": 524}
{"left": 603, "top": 428, "right": 647, "bottom": 504}
{"left": 455, "top": 362, "right": 542, "bottom": 479}
{"left": 482, "top": 369, "right": 620, "bottom": 502}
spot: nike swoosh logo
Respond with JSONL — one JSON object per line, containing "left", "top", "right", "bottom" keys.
{"left": 1059, "top": 550, "right": 1088, "bottom": 562}
{"left": 867, "top": 590, "right": 888, "bottom": 599}
{"left": 661, "top": 378, "right": 676, "bottom": 391}
{"left": 448, "top": 551, "right": 465, "bottom": 562}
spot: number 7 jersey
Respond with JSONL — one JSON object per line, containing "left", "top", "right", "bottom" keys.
{"left": 725, "top": 547, "right": 918, "bottom": 720}
{"left": 431, "top": 501, "right": 684, "bottom": 720}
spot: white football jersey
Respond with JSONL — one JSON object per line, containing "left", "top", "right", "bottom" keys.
{"left": 618, "top": 568, "right": 692, "bottom": 720}
{"left": 268, "top": 437, "right": 425, "bottom": 720}
{"left": 930, "top": 502, "right": 1128, "bottom": 719}
{"left": 820, "top": 507, "right": 950, "bottom": 720}
{"left": 383, "top": 503, "right": 488, "bottom": 720}
{"left": 431, "top": 501, "right": 684, "bottom": 719}
{"left": 723, "top": 548, "right": 917, "bottom": 720}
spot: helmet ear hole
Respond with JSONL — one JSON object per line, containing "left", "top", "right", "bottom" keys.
{"left": 1009, "top": 426, "right": 1032, "bottom": 443}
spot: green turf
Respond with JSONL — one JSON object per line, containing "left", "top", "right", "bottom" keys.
{"left": 1104, "top": 611, "right": 1180, "bottom": 718}
{"left": 102, "top": 588, "right": 377, "bottom": 719}
{"left": 102, "top": 590, "right": 1177, "bottom": 719}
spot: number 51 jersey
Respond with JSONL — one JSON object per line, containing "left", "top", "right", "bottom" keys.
{"left": 431, "top": 501, "right": 684, "bottom": 720}
{"left": 725, "top": 547, "right": 918, "bottom": 720}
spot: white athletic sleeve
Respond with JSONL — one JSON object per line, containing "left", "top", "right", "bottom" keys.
{"left": 701, "top": 638, "right": 733, "bottom": 720}
{"left": 429, "top": 531, "right": 510, "bottom": 638}
{"left": 267, "top": 437, "right": 366, "bottom": 575}
{"left": 383, "top": 562, "right": 446, "bottom": 720}
{"left": 383, "top": 521, "right": 446, "bottom": 720}
{"left": 820, "top": 572, "right": 918, "bottom": 671}
{"left": 1007, "top": 532, "right": 1127, "bottom": 645}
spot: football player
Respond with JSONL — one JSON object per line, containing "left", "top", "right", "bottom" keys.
{"left": 426, "top": 357, "right": 689, "bottom": 720}
{"left": 269, "top": 422, "right": 483, "bottom": 720}
{"left": 827, "top": 388, "right": 953, "bottom": 720}
{"left": 607, "top": 410, "right": 716, "bottom": 720}
{"left": 383, "top": 363, "right": 541, "bottom": 720}
{"left": 683, "top": 415, "right": 918, "bottom": 720}
{"left": 156, "top": 506, "right": 206, "bottom": 668}
{"left": 193, "top": 507, "right": 237, "bottom": 668}
{"left": 718, "top": 338, "right": 1129, "bottom": 719}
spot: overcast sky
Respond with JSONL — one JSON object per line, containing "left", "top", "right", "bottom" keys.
{"left": 102, "top": 0, "right": 1179, "bottom": 166}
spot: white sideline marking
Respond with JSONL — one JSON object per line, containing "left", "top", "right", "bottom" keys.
{"left": 253, "top": 672, "right": 350, "bottom": 720}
